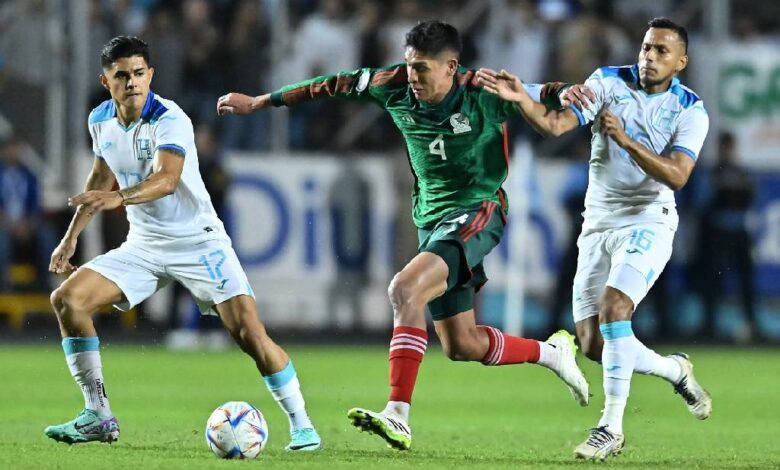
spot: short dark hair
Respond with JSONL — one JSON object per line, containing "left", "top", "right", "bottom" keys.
{"left": 100, "top": 36, "right": 150, "bottom": 69}
{"left": 648, "top": 17, "right": 688, "bottom": 53}
{"left": 405, "top": 20, "right": 461, "bottom": 57}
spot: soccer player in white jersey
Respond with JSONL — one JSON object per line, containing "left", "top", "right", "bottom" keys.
{"left": 44, "top": 36, "right": 321, "bottom": 451}
{"left": 476, "top": 18, "right": 712, "bottom": 460}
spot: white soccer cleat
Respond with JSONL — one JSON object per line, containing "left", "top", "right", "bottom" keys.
{"left": 670, "top": 353, "right": 712, "bottom": 420}
{"left": 347, "top": 408, "right": 412, "bottom": 450}
{"left": 574, "top": 425, "right": 625, "bottom": 461}
{"left": 546, "top": 330, "right": 590, "bottom": 406}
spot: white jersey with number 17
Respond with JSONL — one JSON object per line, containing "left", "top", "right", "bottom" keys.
{"left": 571, "top": 64, "right": 709, "bottom": 232}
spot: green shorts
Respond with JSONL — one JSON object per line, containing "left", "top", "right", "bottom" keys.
{"left": 418, "top": 200, "right": 505, "bottom": 321}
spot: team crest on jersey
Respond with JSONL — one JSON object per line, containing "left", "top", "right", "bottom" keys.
{"left": 135, "top": 138, "right": 153, "bottom": 161}
{"left": 450, "top": 113, "right": 471, "bottom": 134}
{"left": 654, "top": 108, "right": 678, "bottom": 133}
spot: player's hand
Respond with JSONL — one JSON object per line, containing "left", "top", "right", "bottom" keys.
{"left": 599, "top": 111, "right": 630, "bottom": 147}
{"left": 560, "top": 84, "right": 596, "bottom": 111}
{"left": 50, "top": 239, "right": 77, "bottom": 273}
{"left": 476, "top": 68, "right": 528, "bottom": 103}
{"left": 68, "top": 190, "right": 123, "bottom": 216}
{"left": 217, "top": 93, "right": 269, "bottom": 116}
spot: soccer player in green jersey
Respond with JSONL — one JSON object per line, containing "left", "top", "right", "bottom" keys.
{"left": 218, "top": 20, "right": 588, "bottom": 451}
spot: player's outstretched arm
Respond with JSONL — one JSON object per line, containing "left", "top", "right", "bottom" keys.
{"left": 476, "top": 68, "right": 581, "bottom": 138}
{"left": 599, "top": 111, "right": 696, "bottom": 191}
{"left": 50, "top": 158, "right": 116, "bottom": 273}
{"left": 217, "top": 93, "right": 272, "bottom": 116}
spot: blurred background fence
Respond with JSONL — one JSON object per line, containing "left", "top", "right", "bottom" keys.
{"left": 1, "top": 0, "right": 779, "bottom": 345}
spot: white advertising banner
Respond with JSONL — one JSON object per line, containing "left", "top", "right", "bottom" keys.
{"left": 695, "top": 42, "right": 780, "bottom": 169}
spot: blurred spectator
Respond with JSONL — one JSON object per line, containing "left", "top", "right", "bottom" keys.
{"left": 288, "top": 0, "right": 359, "bottom": 78}
{"left": 550, "top": 7, "right": 633, "bottom": 83}
{"left": 327, "top": 156, "right": 371, "bottom": 330}
{"left": 0, "top": 136, "right": 56, "bottom": 292}
{"left": 697, "top": 132, "right": 758, "bottom": 341}
{"left": 140, "top": 4, "right": 185, "bottom": 100}
{"left": 221, "top": 0, "right": 272, "bottom": 150}
{"left": 179, "top": 0, "right": 223, "bottom": 125}
{"left": 479, "top": 0, "right": 550, "bottom": 84}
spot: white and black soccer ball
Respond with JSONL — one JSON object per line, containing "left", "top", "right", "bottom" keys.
{"left": 205, "top": 401, "right": 268, "bottom": 459}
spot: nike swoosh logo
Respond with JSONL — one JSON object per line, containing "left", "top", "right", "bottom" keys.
{"left": 626, "top": 248, "right": 640, "bottom": 254}
{"left": 605, "top": 365, "right": 621, "bottom": 372}
{"left": 74, "top": 421, "right": 98, "bottom": 433}
{"left": 287, "top": 442, "right": 320, "bottom": 450}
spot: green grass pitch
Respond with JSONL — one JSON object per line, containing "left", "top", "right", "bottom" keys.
{"left": 1, "top": 344, "right": 778, "bottom": 469}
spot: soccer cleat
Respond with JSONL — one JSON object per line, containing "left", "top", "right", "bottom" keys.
{"left": 44, "top": 409, "right": 120, "bottom": 445}
{"left": 574, "top": 425, "right": 625, "bottom": 461}
{"left": 285, "top": 427, "right": 322, "bottom": 451}
{"left": 546, "top": 330, "right": 590, "bottom": 406}
{"left": 670, "top": 353, "right": 712, "bottom": 420}
{"left": 347, "top": 408, "right": 411, "bottom": 450}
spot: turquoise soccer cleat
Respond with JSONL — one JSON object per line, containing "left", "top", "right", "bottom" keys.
{"left": 44, "top": 409, "right": 120, "bottom": 445}
{"left": 285, "top": 427, "right": 322, "bottom": 451}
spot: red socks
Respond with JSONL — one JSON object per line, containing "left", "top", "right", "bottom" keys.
{"left": 388, "top": 326, "right": 428, "bottom": 404}
{"left": 478, "top": 325, "right": 540, "bottom": 365}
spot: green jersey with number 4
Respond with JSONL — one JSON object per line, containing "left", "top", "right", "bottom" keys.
{"left": 270, "top": 64, "right": 522, "bottom": 229}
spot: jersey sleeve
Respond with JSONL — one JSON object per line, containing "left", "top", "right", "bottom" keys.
{"left": 88, "top": 124, "right": 103, "bottom": 159}
{"left": 671, "top": 103, "right": 709, "bottom": 161}
{"left": 153, "top": 109, "right": 193, "bottom": 157}
{"left": 270, "top": 65, "right": 405, "bottom": 107}
{"left": 572, "top": 69, "right": 609, "bottom": 126}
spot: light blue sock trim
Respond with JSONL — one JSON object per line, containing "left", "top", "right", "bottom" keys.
{"left": 599, "top": 321, "right": 633, "bottom": 340}
{"left": 62, "top": 336, "right": 100, "bottom": 356}
{"left": 263, "top": 361, "right": 296, "bottom": 390}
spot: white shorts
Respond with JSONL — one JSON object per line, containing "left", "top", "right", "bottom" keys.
{"left": 571, "top": 223, "right": 675, "bottom": 323}
{"left": 83, "top": 237, "right": 254, "bottom": 315}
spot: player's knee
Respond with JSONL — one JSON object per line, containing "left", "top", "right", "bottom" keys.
{"left": 388, "top": 272, "right": 424, "bottom": 312}
{"left": 50, "top": 284, "right": 93, "bottom": 316}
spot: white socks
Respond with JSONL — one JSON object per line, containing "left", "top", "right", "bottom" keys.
{"left": 598, "top": 395, "right": 627, "bottom": 435}
{"left": 263, "top": 361, "right": 313, "bottom": 432}
{"left": 598, "top": 321, "right": 635, "bottom": 434}
{"left": 62, "top": 337, "right": 112, "bottom": 417}
{"left": 597, "top": 320, "right": 684, "bottom": 435}
{"left": 633, "top": 340, "right": 683, "bottom": 383}
{"left": 536, "top": 341, "right": 560, "bottom": 369}
{"left": 384, "top": 400, "right": 411, "bottom": 422}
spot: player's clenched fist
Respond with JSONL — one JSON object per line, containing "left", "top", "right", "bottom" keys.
{"left": 599, "top": 111, "right": 630, "bottom": 147}
{"left": 217, "top": 93, "right": 271, "bottom": 116}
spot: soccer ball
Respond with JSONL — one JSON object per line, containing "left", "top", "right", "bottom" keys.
{"left": 205, "top": 401, "right": 269, "bottom": 459}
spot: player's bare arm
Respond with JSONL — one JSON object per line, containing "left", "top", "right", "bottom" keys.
{"left": 599, "top": 110, "right": 695, "bottom": 191}
{"left": 69, "top": 148, "right": 184, "bottom": 216}
{"left": 217, "top": 92, "right": 272, "bottom": 116}
{"left": 50, "top": 158, "right": 116, "bottom": 273}
{"left": 476, "top": 68, "right": 582, "bottom": 137}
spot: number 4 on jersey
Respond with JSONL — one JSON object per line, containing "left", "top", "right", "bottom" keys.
{"left": 429, "top": 134, "right": 446, "bottom": 160}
